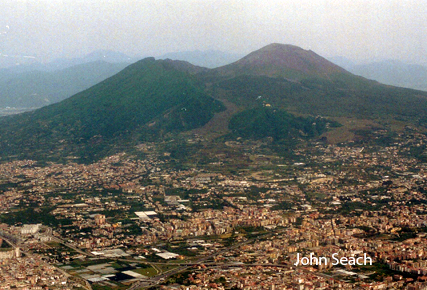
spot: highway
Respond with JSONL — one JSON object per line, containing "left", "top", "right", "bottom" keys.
{"left": 127, "top": 224, "right": 343, "bottom": 289}
{"left": 127, "top": 230, "right": 281, "bottom": 289}
{"left": 48, "top": 235, "right": 96, "bottom": 257}
{"left": 1, "top": 228, "right": 341, "bottom": 290}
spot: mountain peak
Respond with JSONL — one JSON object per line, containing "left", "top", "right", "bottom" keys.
{"left": 130, "top": 57, "right": 208, "bottom": 75}
{"left": 257, "top": 43, "right": 302, "bottom": 51}
{"left": 215, "top": 43, "right": 349, "bottom": 80}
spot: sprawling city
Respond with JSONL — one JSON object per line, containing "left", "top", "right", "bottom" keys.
{"left": 1, "top": 126, "right": 427, "bottom": 289}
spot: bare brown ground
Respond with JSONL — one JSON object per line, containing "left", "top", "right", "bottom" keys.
{"left": 321, "top": 117, "right": 382, "bottom": 144}
{"left": 189, "top": 98, "right": 240, "bottom": 139}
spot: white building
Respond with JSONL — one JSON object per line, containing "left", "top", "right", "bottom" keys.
{"left": 21, "top": 224, "right": 42, "bottom": 235}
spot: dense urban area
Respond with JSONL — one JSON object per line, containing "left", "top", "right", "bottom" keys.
{"left": 1, "top": 127, "right": 427, "bottom": 290}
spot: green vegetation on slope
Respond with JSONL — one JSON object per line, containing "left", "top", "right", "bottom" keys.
{"left": 0, "top": 58, "right": 225, "bottom": 162}
{"left": 212, "top": 74, "right": 427, "bottom": 122}
{"left": 229, "top": 106, "right": 339, "bottom": 140}
{"left": 2, "top": 44, "right": 427, "bottom": 163}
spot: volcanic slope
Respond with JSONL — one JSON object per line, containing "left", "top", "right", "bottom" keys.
{"left": 205, "top": 43, "right": 427, "bottom": 121}
{"left": 0, "top": 57, "right": 224, "bottom": 161}
{"left": 2, "top": 43, "right": 427, "bottom": 162}
{"left": 213, "top": 43, "right": 348, "bottom": 79}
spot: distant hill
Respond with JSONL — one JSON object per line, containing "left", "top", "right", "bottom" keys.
{"left": 0, "top": 61, "right": 129, "bottom": 108}
{"left": 0, "top": 54, "right": 39, "bottom": 70}
{"left": 351, "top": 61, "right": 427, "bottom": 91}
{"left": 40, "top": 50, "right": 139, "bottom": 72}
{"left": 327, "top": 56, "right": 357, "bottom": 71}
{"left": 329, "top": 57, "right": 427, "bottom": 91}
{"left": 158, "top": 50, "right": 242, "bottom": 68}
{"left": 2, "top": 49, "right": 139, "bottom": 73}
{"left": 2, "top": 43, "right": 427, "bottom": 162}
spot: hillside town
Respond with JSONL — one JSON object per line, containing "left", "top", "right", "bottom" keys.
{"left": 0, "top": 128, "right": 427, "bottom": 289}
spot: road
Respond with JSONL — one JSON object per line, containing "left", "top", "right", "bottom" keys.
{"left": 128, "top": 229, "right": 284, "bottom": 289}
{"left": 48, "top": 235, "right": 96, "bottom": 257}
{"left": 127, "top": 224, "right": 343, "bottom": 289}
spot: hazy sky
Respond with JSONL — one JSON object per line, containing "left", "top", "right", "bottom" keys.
{"left": 1, "top": 0, "right": 426, "bottom": 64}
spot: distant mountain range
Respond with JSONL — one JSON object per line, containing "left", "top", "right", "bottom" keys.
{"left": 0, "top": 61, "right": 129, "bottom": 108}
{"left": 0, "top": 50, "right": 139, "bottom": 109}
{"left": 329, "top": 57, "right": 427, "bottom": 91}
{"left": 0, "top": 49, "right": 241, "bottom": 109}
{"left": 1, "top": 50, "right": 138, "bottom": 73}
{"left": 1, "top": 43, "right": 427, "bottom": 162}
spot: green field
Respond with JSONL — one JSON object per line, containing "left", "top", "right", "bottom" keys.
{"left": 132, "top": 266, "right": 158, "bottom": 277}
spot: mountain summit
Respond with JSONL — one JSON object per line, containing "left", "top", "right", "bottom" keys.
{"left": 213, "top": 43, "right": 349, "bottom": 80}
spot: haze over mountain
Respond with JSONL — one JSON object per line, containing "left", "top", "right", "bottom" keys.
{"left": 329, "top": 57, "right": 427, "bottom": 91}
{"left": 158, "top": 50, "right": 242, "bottom": 69}
{"left": 0, "top": 50, "right": 143, "bottom": 111}
{"left": 1, "top": 49, "right": 139, "bottom": 73}
{"left": 1, "top": 43, "right": 427, "bottom": 162}
{"left": 0, "top": 61, "right": 129, "bottom": 109}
